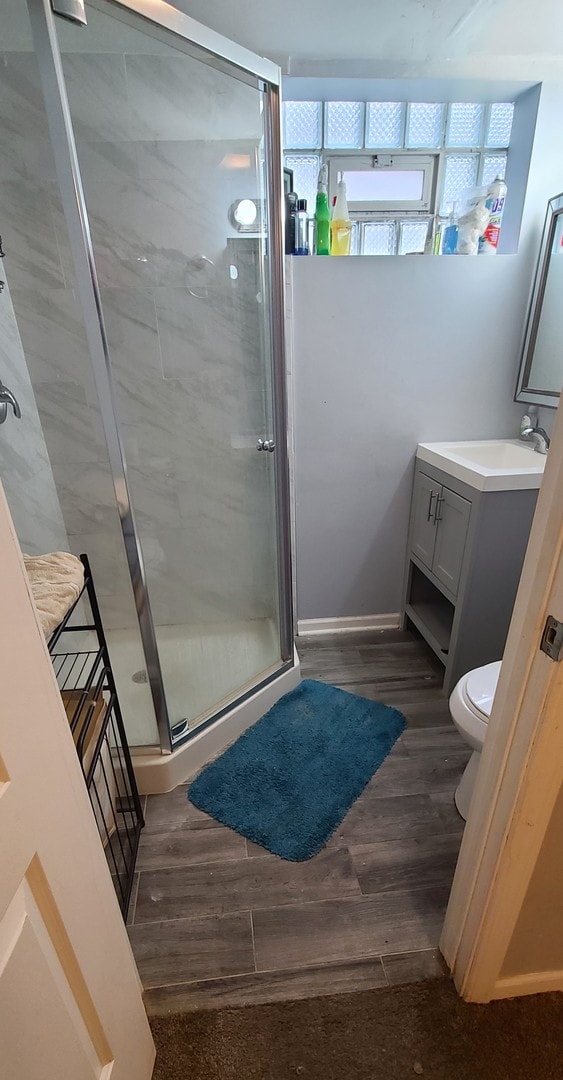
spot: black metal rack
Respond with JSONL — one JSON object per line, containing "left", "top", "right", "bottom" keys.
{"left": 48, "top": 554, "right": 144, "bottom": 919}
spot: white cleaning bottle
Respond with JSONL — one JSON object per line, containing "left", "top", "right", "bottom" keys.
{"left": 330, "top": 173, "right": 352, "bottom": 256}
{"left": 479, "top": 176, "right": 507, "bottom": 254}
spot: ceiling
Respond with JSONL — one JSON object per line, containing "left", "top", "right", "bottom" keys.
{"left": 174, "top": 0, "right": 563, "bottom": 79}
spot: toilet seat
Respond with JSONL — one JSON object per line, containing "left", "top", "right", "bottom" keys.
{"left": 449, "top": 660, "right": 501, "bottom": 752}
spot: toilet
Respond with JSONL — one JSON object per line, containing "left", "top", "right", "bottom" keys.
{"left": 449, "top": 660, "right": 502, "bottom": 820}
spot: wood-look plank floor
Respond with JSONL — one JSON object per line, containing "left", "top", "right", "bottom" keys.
{"left": 130, "top": 629, "right": 469, "bottom": 1013}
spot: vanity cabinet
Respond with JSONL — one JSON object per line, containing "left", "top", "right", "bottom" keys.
{"left": 411, "top": 474, "right": 471, "bottom": 596}
{"left": 403, "top": 459, "right": 538, "bottom": 694}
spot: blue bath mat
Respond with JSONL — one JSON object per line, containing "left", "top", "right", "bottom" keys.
{"left": 188, "top": 679, "right": 406, "bottom": 861}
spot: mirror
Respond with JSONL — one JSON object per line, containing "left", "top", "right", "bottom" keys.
{"left": 516, "top": 193, "right": 563, "bottom": 409}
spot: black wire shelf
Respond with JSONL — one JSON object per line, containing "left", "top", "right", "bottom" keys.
{"left": 48, "top": 554, "right": 144, "bottom": 919}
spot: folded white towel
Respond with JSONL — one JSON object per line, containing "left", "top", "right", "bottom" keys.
{"left": 24, "top": 551, "right": 85, "bottom": 638}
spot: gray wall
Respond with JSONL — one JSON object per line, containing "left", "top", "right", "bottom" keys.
{"left": 292, "top": 81, "right": 563, "bottom": 622}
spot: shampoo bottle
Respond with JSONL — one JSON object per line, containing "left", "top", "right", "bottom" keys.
{"left": 314, "top": 164, "right": 330, "bottom": 255}
{"left": 330, "top": 173, "right": 352, "bottom": 255}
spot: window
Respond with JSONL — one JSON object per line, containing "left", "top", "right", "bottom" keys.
{"left": 327, "top": 155, "right": 434, "bottom": 212}
{"left": 283, "top": 99, "right": 514, "bottom": 255}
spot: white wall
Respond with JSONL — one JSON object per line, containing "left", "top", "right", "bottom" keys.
{"left": 176, "top": 0, "right": 563, "bottom": 81}
{"left": 292, "top": 82, "right": 563, "bottom": 621}
{"left": 292, "top": 256, "right": 527, "bottom": 619}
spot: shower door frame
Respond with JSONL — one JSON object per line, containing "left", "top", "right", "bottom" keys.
{"left": 27, "top": 0, "right": 294, "bottom": 753}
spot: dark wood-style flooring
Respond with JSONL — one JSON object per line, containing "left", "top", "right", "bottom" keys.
{"left": 128, "top": 629, "right": 470, "bottom": 1014}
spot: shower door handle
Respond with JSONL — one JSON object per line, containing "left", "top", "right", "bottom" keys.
{"left": 256, "top": 438, "right": 275, "bottom": 452}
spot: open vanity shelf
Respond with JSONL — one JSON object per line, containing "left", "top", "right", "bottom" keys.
{"left": 402, "top": 456, "right": 539, "bottom": 694}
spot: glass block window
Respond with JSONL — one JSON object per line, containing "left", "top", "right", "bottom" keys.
{"left": 283, "top": 101, "right": 322, "bottom": 149}
{"left": 281, "top": 96, "right": 516, "bottom": 254}
{"left": 481, "top": 153, "right": 507, "bottom": 186}
{"left": 441, "top": 154, "right": 479, "bottom": 214}
{"left": 350, "top": 221, "right": 360, "bottom": 256}
{"left": 486, "top": 103, "right": 514, "bottom": 148}
{"left": 365, "top": 102, "right": 404, "bottom": 148}
{"left": 363, "top": 222, "right": 396, "bottom": 255}
{"left": 446, "top": 103, "right": 485, "bottom": 147}
{"left": 406, "top": 103, "right": 444, "bottom": 148}
{"left": 284, "top": 154, "right": 320, "bottom": 210}
{"left": 325, "top": 101, "right": 364, "bottom": 149}
{"left": 399, "top": 220, "right": 429, "bottom": 254}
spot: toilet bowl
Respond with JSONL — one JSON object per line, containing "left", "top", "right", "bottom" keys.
{"left": 449, "top": 660, "right": 502, "bottom": 820}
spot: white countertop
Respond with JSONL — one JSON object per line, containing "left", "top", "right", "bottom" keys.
{"left": 417, "top": 439, "right": 546, "bottom": 491}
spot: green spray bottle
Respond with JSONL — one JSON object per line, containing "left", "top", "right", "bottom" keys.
{"left": 314, "top": 163, "right": 330, "bottom": 255}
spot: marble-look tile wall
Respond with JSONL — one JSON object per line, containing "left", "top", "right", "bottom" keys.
{"left": 0, "top": 39, "right": 278, "bottom": 635}
{"left": 0, "top": 281, "right": 68, "bottom": 555}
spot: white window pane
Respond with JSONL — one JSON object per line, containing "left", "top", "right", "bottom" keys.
{"left": 283, "top": 101, "right": 322, "bottom": 149}
{"left": 406, "top": 103, "right": 444, "bottom": 148}
{"left": 363, "top": 222, "right": 396, "bottom": 255}
{"left": 486, "top": 103, "right": 514, "bottom": 147}
{"left": 325, "top": 101, "right": 364, "bottom": 148}
{"left": 446, "top": 103, "right": 485, "bottom": 146}
{"left": 481, "top": 153, "right": 507, "bottom": 186}
{"left": 441, "top": 154, "right": 479, "bottom": 214}
{"left": 343, "top": 168, "right": 424, "bottom": 202}
{"left": 365, "top": 102, "right": 404, "bottom": 147}
{"left": 284, "top": 154, "right": 320, "bottom": 210}
{"left": 399, "top": 220, "right": 429, "bottom": 254}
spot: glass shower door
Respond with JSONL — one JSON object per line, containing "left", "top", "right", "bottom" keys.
{"left": 39, "top": 0, "right": 292, "bottom": 744}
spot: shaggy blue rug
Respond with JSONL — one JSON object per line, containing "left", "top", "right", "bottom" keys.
{"left": 188, "top": 679, "right": 406, "bottom": 861}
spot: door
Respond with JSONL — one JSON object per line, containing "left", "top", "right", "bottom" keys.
{"left": 433, "top": 486, "right": 471, "bottom": 596}
{"left": 411, "top": 470, "right": 440, "bottom": 569}
{"left": 0, "top": 485, "right": 154, "bottom": 1080}
{"left": 441, "top": 398, "right": 563, "bottom": 1002}
{"left": 28, "top": 0, "right": 292, "bottom": 750}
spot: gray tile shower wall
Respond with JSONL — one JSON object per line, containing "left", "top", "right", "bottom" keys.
{"left": 0, "top": 283, "right": 68, "bottom": 555}
{"left": 0, "top": 44, "right": 277, "bottom": 632}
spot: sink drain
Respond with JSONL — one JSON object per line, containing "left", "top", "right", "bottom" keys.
{"left": 132, "top": 669, "right": 148, "bottom": 684}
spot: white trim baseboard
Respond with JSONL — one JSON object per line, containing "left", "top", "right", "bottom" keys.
{"left": 297, "top": 613, "right": 401, "bottom": 637}
{"left": 492, "top": 970, "right": 563, "bottom": 999}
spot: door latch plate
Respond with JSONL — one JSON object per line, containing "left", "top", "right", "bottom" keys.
{"left": 540, "top": 615, "right": 563, "bottom": 661}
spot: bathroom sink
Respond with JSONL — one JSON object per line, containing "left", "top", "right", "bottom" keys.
{"left": 417, "top": 439, "right": 546, "bottom": 491}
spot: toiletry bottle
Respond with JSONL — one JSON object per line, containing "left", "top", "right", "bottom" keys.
{"left": 284, "top": 187, "right": 298, "bottom": 255}
{"left": 442, "top": 209, "right": 459, "bottom": 255}
{"left": 330, "top": 172, "right": 352, "bottom": 255}
{"left": 294, "top": 199, "right": 309, "bottom": 255}
{"left": 479, "top": 176, "right": 507, "bottom": 254}
{"left": 314, "top": 164, "right": 330, "bottom": 255}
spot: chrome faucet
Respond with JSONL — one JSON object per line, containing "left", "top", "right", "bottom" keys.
{"left": 520, "top": 414, "right": 550, "bottom": 455}
{"left": 0, "top": 380, "right": 22, "bottom": 425}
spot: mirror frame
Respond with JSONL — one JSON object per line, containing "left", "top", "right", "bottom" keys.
{"left": 515, "top": 192, "right": 563, "bottom": 410}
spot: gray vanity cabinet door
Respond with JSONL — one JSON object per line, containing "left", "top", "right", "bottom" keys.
{"left": 432, "top": 487, "right": 471, "bottom": 596}
{"left": 411, "top": 471, "right": 440, "bottom": 570}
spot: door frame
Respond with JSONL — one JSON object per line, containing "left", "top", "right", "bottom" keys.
{"left": 27, "top": 0, "right": 294, "bottom": 754}
{"left": 441, "top": 396, "right": 563, "bottom": 1000}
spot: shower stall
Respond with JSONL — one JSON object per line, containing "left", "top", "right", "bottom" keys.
{"left": 0, "top": 0, "right": 297, "bottom": 782}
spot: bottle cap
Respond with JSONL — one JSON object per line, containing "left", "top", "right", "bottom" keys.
{"left": 297, "top": 199, "right": 307, "bottom": 211}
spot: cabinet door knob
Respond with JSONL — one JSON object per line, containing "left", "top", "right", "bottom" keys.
{"left": 434, "top": 494, "right": 445, "bottom": 522}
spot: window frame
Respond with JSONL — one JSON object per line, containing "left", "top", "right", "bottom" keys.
{"left": 327, "top": 153, "right": 436, "bottom": 214}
